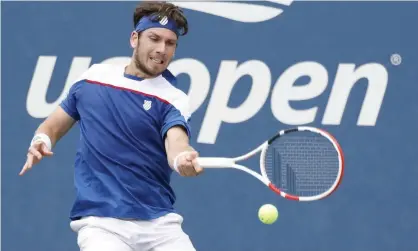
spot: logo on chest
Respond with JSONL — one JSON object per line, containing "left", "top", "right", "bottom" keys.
{"left": 143, "top": 100, "right": 152, "bottom": 111}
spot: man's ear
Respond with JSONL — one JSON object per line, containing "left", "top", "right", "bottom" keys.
{"left": 130, "top": 31, "right": 138, "bottom": 48}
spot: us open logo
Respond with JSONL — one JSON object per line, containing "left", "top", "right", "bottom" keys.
{"left": 159, "top": 16, "right": 169, "bottom": 25}
{"left": 143, "top": 100, "right": 152, "bottom": 111}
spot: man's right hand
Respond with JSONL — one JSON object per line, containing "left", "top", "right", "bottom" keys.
{"left": 19, "top": 142, "right": 54, "bottom": 176}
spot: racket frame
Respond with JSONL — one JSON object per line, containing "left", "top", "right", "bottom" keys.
{"left": 197, "top": 126, "right": 344, "bottom": 202}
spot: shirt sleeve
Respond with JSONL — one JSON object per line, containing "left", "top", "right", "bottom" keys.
{"left": 59, "top": 81, "right": 83, "bottom": 121}
{"left": 59, "top": 65, "right": 96, "bottom": 120}
{"left": 160, "top": 95, "right": 192, "bottom": 139}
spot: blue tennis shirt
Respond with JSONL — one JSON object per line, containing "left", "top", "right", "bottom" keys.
{"left": 59, "top": 63, "right": 191, "bottom": 221}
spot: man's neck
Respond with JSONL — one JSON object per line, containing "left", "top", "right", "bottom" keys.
{"left": 125, "top": 62, "right": 154, "bottom": 79}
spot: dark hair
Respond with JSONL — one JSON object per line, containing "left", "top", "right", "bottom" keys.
{"left": 133, "top": 1, "right": 188, "bottom": 36}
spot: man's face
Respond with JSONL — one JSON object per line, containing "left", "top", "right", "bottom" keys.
{"left": 131, "top": 28, "right": 177, "bottom": 77}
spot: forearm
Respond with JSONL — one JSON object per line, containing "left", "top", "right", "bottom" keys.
{"left": 32, "top": 107, "right": 76, "bottom": 148}
{"left": 168, "top": 142, "right": 195, "bottom": 167}
{"left": 165, "top": 126, "right": 195, "bottom": 168}
{"left": 34, "top": 121, "right": 61, "bottom": 148}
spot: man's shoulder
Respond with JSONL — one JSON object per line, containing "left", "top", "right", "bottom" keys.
{"left": 73, "top": 63, "right": 125, "bottom": 85}
{"left": 86, "top": 63, "right": 124, "bottom": 77}
{"left": 162, "top": 69, "right": 177, "bottom": 87}
{"left": 157, "top": 69, "right": 189, "bottom": 100}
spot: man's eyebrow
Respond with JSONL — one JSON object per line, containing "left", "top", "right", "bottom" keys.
{"left": 148, "top": 32, "right": 159, "bottom": 37}
{"left": 148, "top": 32, "right": 177, "bottom": 43}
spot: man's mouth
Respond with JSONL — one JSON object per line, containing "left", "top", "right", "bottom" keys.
{"left": 150, "top": 57, "right": 164, "bottom": 64}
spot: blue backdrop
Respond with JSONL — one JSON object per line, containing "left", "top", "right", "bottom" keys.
{"left": 2, "top": 1, "right": 418, "bottom": 251}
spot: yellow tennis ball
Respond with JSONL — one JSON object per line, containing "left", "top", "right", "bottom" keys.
{"left": 258, "top": 204, "right": 279, "bottom": 224}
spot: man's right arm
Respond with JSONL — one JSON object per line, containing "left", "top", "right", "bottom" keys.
{"left": 19, "top": 106, "right": 77, "bottom": 176}
{"left": 20, "top": 77, "right": 83, "bottom": 176}
{"left": 35, "top": 106, "right": 77, "bottom": 148}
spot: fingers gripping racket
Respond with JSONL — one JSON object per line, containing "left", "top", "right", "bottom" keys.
{"left": 197, "top": 126, "right": 344, "bottom": 201}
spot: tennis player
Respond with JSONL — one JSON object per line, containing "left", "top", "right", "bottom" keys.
{"left": 20, "top": 2, "right": 202, "bottom": 250}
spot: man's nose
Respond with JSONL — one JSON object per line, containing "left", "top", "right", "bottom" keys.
{"left": 155, "top": 41, "right": 167, "bottom": 54}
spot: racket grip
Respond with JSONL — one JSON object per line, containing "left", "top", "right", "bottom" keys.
{"left": 196, "top": 157, "right": 235, "bottom": 168}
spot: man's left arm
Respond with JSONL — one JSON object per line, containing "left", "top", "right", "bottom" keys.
{"left": 164, "top": 126, "right": 203, "bottom": 177}
{"left": 161, "top": 93, "right": 203, "bottom": 177}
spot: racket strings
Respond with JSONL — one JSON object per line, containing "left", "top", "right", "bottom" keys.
{"left": 264, "top": 133, "right": 339, "bottom": 197}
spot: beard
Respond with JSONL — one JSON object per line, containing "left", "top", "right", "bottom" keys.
{"left": 133, "top": 43, "right": 165, "bottom": 78}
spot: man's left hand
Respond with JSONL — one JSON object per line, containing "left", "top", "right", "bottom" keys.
{"left": 174, "top": 151, "right": 204, "bottom": 177}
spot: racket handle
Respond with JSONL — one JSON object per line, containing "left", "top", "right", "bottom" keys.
{"left": 196, "top": 157, "right": 235, "bottom": 168}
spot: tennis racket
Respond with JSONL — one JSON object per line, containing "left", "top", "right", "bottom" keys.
{"left": 197, "top": 126, "right": 344, "bottom": 201}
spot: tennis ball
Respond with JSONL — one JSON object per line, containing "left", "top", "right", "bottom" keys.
{"left": 258, "top": 204, "right": 279, "bottom": 224}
